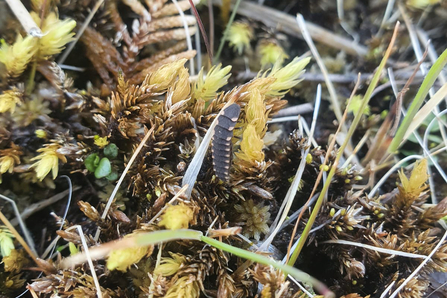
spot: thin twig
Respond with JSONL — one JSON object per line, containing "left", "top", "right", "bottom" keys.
{"left": 274, "top": 103, "right": 314, "bottom": 117}
{"left": 188, "top": 0, "right": 212, "bottom": 64}
{"left": 207, "top": 0, "right": 215, "bottom": 61}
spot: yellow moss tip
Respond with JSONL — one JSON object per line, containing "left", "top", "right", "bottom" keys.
{"left": 266, "top": 56, "right": 311, "bottom": 97}
{"left": 245, "top": 89, "right": 268, "bottom": 137}
{"left": 31, "top": 12, "right": 76, "bottom": 59}
{"left": 258, "top": 41, "right": 288, "bottom": 68}
{"left": 235, "top": 124, "right": 265, "bottom": 165}
{"left": 0, "top": 156, "right": 15, "bottom": 175}
{"left": 107, "top": 235, "right": 152, "bottom": 272}
{"left": 399, "top": 158, "right": 429, "bottom": 196}
{"left": 35, "top": 129, "right": 47, "bottom": 139}
{"left": 150, "top": 59, "right": 187, "bottom": 91}
{"left": 227, "top": 22, "right": 253, "bottom": 55}
{"left": 154, "top": 252, "right": 186, "bottom": 276}
{"left": 171, "top": 67, "right": 191, "bottom": 104}
{"left": 30, "top": 144, "right": 67, "bottom": 181}
{"left": 193, "top": 64, "right": 232, "bottom": 102}
{"left": 159, "top": 203, "right": 194, "bottom": 230}
{"left": 164, "top": 276, "right": 200, "bottom": 298}
{"left": 94, "top": 135, "right": 109, "bottom": 148}
{"left": 0, "top": 35, "right": 37, "bottom": 79}
{"left": 0, "top": 88, "right": 23, "bottom": 114}
{"left": 306, "top": 153, "right": 313, "bottom": 164}
{"left": 0, "top": 143, "right": 23, "bottom": 176}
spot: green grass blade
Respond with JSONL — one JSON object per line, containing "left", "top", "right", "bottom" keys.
{"left": 389, "top": 48, "right": 447, "bottom": 153}
{"left": 287, "top": 22, "right": 400, "bottom": 267}
{"left": 201, "top": 236, "right": 335, "bottom": 298}
{"left": 214, "top": 0, "right": 243, "bottom": 63}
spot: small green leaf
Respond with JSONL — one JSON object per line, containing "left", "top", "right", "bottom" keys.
{"left": 69, "top": 242, "right": 78, "bottom": 255}
{"left": 104, "top": 143, "right": 118, "bottom": 159}
{"left": 0, "top": 229, "right": 14, "bottom": 257}
{"left": 85, "top": 153, "right": 100, "bottom": 172}
{"left": 95, "top": 158, "right": 112, "bottom": 179}
{"left": 106, "top": 171, "right": 119, "bottom": 181}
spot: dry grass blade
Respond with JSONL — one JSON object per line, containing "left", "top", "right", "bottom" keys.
{"left": 212, "top": 0, "right": 368, "bottom": 56}
{"left": 377, "top": 0, "right": 396, "bottom": 36}
{"left": 10, "top": 187, "right": 81, "bottom": 226}
{"left": 94, "top": 126, "right": 155, "bottom": 241}
{"left": 322, "top": 239, "right": 428, "bottom": 259}
{"left": 260, "top": 84, "right": 321, "bottom": 252}
{"left": 296, "top": 14, "right": 344, "bottom": 130}
{"left": 389, "top": 4, "right": 447, "bottom": 153}
{"left": 172, "top": 0, "right": 196, "bottom": 75}
{"left": 404, "top": 84, "right": 447, "bottom": 141}
{"left": 67, "top": 225, "right": 103, "bottom": 298}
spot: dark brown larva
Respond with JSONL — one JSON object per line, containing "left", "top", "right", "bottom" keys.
{"left": 211, "top": 104, "right": 241, "bottom": 182}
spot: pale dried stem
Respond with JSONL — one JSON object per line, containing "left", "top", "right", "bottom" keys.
{"left": 66, "top": 225, "right": 103, "bottom": 298}
{"left": 323, "top": 239, "right": 428, "bottom": 260}
{"left": 4, "top": 0, "right": 42, "bottom": 36}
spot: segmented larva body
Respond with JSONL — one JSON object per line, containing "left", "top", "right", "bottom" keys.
{"left": 211, "top": 104, "right": 241, "bottom": 182}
